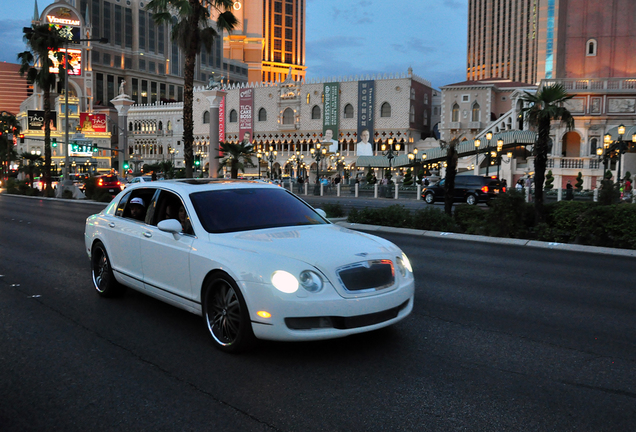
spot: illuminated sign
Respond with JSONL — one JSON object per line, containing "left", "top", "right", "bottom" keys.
{"left": 28, "top": 110, "right": 58, "bottom": 131}
{"left": 47, "top": 15, "right": 81, "bottom": 26}
{"left": 69, "top": 139, "right": 95, "bottom": 157}
{"left": 80, "top": 113, "right": 107, "bottom": 133}
{"left": 49, "top": 48, "right": 82, "bottom": 75}
{"left": 46, "top": 7, "right": 81, "bottom": 27}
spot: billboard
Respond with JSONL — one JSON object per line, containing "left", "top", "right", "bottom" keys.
{"left": 49, "top": 48, "right": 82, "bottom": 75}
{"left": 356, "top": 80, "right": 375, "bottom": 156}
{"left": 27, "top": 110, "right": 57, "bottom": 131}
{"left": 80, "top": 113, "right": 107, "bottom": 133}
{"left": 238, "top": 88, "right": 253, "bottom": 142}
{"left": 219, "top": 96, "right": 226, "bottom": 143}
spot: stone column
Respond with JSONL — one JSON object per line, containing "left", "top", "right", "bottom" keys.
{"left": 201, "top": 89, "right": 227, "bottom": 178}
{"left": 111, "top": 94, "right": 135, "bottom": 174}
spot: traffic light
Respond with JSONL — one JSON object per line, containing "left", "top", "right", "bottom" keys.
{"left": 93, "top": 144, "right": 98, "bottom": 152}
{"left": 19, "top": 134, "right": 24, "bottom": 143}
{"left": 51, "top": 138, "right": 57, "bottom": 147}
{"left": 194, "top": 156, "right": 201, "bottom": 167}
{"left": 123, "top": 162, "right": 129, "bottom": 170}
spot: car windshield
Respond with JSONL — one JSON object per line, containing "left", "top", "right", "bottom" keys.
{"left": 190, "top": 187, "right": 328, "bottom": 233}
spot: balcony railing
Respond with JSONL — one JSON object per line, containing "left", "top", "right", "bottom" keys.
{"left": 542, "top": 78, "right": 636, "bottom": 93}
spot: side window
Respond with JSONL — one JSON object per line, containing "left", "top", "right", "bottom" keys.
{"left": 115, "top": 191, "right": 132, "bottom": 217}
{"left": 151, "top": 190, "right": 194, "bottom": 235}
{"left": 121, "top": 188, "right": 157, "bottom": 223}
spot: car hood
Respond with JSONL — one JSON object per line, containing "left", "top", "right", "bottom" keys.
{"left": 209, "top": 224, "right": 400, "bottom": 268}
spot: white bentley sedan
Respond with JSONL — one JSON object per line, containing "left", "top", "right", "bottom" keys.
{"left": 85, "top": 180, "right": 414, "bottom": 352}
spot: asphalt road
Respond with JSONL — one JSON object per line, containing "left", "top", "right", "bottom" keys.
{"left": 1, "top": 194, "right": 635, "bottom": 431}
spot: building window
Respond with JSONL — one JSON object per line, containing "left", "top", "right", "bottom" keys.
{"left": 452, "top": 103, "right": 460, "bottom": 122}
{"left": 461, "top": 94, "right": 470, "bottom": 103}
{"left": 344, "top": 104, "right": 354, "bottom": 118}
{"left": 471, "top": 102, "right": 480, "bottom": 122}
{"left": 229, "top": 109, "right": 237, "bottom": 123}
{"left": 410, "top": 88, "right": 415, "bottom": 100}
{"left": 587, "top": 39, "right": 597, "bottom": 56}
{"left": 380, "top": 102, "right": 391, "bottom": 118}
{"left": 590, "top": 137, "right": 598, "bottom": 155}
{"left": 409, "top": 105, "right": 415, "bottom": 123}
{"left": 311, "top": 105, "right": 321, "bottom": 120}
{"left": 306, "top": 93, "right": 310, "bottom": 104}
{"left": 282, "top": 108, "right": 294, "bottom": 125}
{"left": 424, "top": 93, "right": 429, "bottom": 105}
{"left": 258, "top": 108, "right": 267, "bottom": 121}
{"left": 203, "top": 111, "right": 210, "bottom": 124}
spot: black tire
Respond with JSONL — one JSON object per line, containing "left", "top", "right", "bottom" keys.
{"left": 424, "top": 193, "right": 435, "bottom": 204}
{"left": 202, "top": 274, "right": 255, "bottom": 353}
{"left": 91, "top": 242, "right": 125, "bottom": 297}
{"left": 466, "top": 194, "right": 477, "bottom": 205}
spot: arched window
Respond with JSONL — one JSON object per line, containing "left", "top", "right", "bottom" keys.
{"left": 203, "top": 111, "right": 210, "bottom": 124}
{"left": 282, "top": 108, "right": 294, "bottom": 125}
{"left": 344, "top": 104, "right": 354, "bottom": 118}
{"left": 590, "top": 137, "right": 598, "bottom": 155}
{"left": 128, "top": 122, "right": 133, "bottom": 131}
{"left": 306, "top": 93, "right": 310, "bottom": 104}
{"left": 229, "top": 109, "right": 238, "bottom": 123}
{"left": 586, "top": 39, "right": 597, "bottom": 56}
{"left": 381, "top": 102, "right": 391, "bottom": 117}
{"left": 311, "top": 105, "right": 321, "bottom": 120}
{"left": 452, "top": 103, "right": 460, "bottom": 122}
{"left": 158, "top": 121, "right": 163, "bottom": 130}
{"left": 258, "top": 108, "right": 267, "bottom": 122}
{"left": 471, "top": 102, "right": 480, "bottom": 122}
{"left": 409, "top": 105, "right": 415, "bottom": 123}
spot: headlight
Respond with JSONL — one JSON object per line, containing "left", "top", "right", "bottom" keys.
{"left": 396, "top": 253, "right": 413, "bottom": 277}
{"left": 271, "top": 271, "right": 298, "bottom": 293}
{"left": 299, "top": 270, "right": 323, "bottom": 293}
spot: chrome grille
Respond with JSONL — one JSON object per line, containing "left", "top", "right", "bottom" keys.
{"left": 337, "top": 260, "right": 395, "bottom": 292}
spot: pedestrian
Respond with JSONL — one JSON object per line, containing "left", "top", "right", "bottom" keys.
{"left": 515, "top": 179, "right": 523, "bottom": 191}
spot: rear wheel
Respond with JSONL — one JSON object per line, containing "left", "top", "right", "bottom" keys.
{"left": 424, "top": 193, "right": 435, "bottom": 204}
{"left": 91, "top": 242, "right": 125, "bottom": 297}
{"left": 466, "top": 194, "right": 477, "bottom": 205}
{"left": 202, "top": 274, "right": 255, "bottom": 353}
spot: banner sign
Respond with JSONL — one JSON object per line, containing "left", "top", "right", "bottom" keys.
{"left": 323, "top": 82, "right": 340, "bottom": 139}
{"left": 219, "top": 95, "right": 226, "bottom": 143}
{"left": 238, "top": 88, "right": 253, "bottom": 142}
{"left": 80, "top": 113, "right": 107, "bottom": 132}
{"left": 356, "top": 80, "right": 375, "bottom": 156}
{"left": 28, "top": 110, "right": 57, "bottom": 131}
{"left": 48, "top": 48, "right": 82, "bottom": 75}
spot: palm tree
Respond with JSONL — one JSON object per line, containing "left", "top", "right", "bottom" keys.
{"left": 0, "top": 113, "right": 21, "bottom": 182}
{"left": 20, "top": 152, "right": 44, "bottom": 188}
{"left": 521, "top": 84, "right": 574, "bottom": 222}
{"left": 18, "top": 24, "right": 67, "bottom": 195}
{"left": 147, "top": 0, "right": 238, "bottom": 178}
{"left": 216, "top": 141, "right": 255, "bottom": 179}
{"left": 440, "top": 136, "right": 461, "bottom": 216}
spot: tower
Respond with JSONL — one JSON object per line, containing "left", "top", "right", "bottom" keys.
{"left": 224, "top": 0, "right": 306, "bottom": 83}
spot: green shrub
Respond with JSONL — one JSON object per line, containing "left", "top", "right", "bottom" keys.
{"left": 322, "top": 202, "right": 345, "bottom": 218}
{"left": 481, "top": 190, "right": 533, "bottom": 238}
{"left": 453, "top": 204, "right": 486, "bottom": 235}
{"left": 83, "top": 176, "right": 98, "bottom": 198}
{"left": 348, "top": 205, "right": 412, "bottom": 228}
{"left": 5, "top": 178, "right": 19, "bottom": 194}
{"left": 411, "top": 207, "right": 457, "bottom": 232}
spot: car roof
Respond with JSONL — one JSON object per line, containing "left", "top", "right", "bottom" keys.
{"left": 123, "top": 178, "right": 281, "bottom": 195}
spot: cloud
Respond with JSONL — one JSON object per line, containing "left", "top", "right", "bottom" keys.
{"left": 0, "top": 20, "right": 29, "bottom": 64}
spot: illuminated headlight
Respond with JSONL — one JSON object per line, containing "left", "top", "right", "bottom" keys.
{"left": 396, "top": 253, "right": 413, "bottom": 277}
{"left": 271, "top": 271, "right": 298, "bottom": 293}
{"left": 299, "top": 270, "right": 323, "bottom": 293}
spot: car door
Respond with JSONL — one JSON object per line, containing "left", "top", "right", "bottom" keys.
{"left": 139, "top": 190, "right": 195, "bottom": 302}
{"left": 104, "top": 190, "right": 153, "bottom": 290}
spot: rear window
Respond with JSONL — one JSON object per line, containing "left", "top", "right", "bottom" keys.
{"left": 191, "top": 187, "right": 328, "bottom": 233}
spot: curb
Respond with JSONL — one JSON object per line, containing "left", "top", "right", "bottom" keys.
{"left": 335, "top": 222, "right": 636, "bottom": 258}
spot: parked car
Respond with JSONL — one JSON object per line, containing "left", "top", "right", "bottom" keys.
{"left": 85, "top": 179, "right": 414, "bottom": 352}
{"left": 124, "top": 175, "right": 154, "bottom": 188}
{"left": 96, "top": 174, "right": 124, "bottom": 195}
{"left": 422, "top": 175, "right": 506, "bottom": 205}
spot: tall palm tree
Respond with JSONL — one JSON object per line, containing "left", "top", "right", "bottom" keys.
{"left": 0, "top": 113, "right": 21, "bottom": 182}
{"left": 440, "top": 136, "right": 461, "bottom": 216}
{"left": 18, "top": 24, "right": 67, "bottom": 195}
{"left": 147, "top": 0, "right": 238, "bottom": 178}
{"left": 521, "top": 84, "right": 574, "bottom": 222}
{"left": 216, "top": 141, "right": 255, "bottom": 179}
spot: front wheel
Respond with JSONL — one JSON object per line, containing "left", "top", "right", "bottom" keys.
{"left": 91, "top": 242, "right": 125, "bottom": 297}
{"left": 424, "top": 193, "right": 435, "bottom": 204}
{"left": 466, "top": 194, "right": 477, "bottom": 205}
{"left": 202, "top": 274, "right": 255, "bottom": 353}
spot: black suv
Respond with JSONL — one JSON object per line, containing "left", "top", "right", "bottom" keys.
{"left": 422, "top": 175, "right": 505, "bottom": 205}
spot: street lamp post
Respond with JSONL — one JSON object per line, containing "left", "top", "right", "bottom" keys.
{"left": 256, "top": 151, "right": 262, "bottom": 179}
{"left": 381, "top": 138, "right": 400, "bottom": 182}
{"left": 265, "top": 146, "right": 277, "bottom": 180}
{"left": 310, "top": 142, "right": 327, "bottom": 194}
{"left": 485, "top": 131, "right": 493, "bottom": 176}
{"left": 602, "top": 124, "right": 636, "bottom": 184}
{"left": 474, "top": 138, "right": 481, "bottom": 174}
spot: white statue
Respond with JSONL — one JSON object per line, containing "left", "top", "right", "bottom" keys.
{"left": 119, "top": 80, "right": 126, "bottom": 95}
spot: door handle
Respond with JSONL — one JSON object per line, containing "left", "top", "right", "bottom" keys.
{"left": 143, "top": 232, "right": 152, "bottom": 238}
{"left": 108, "top": 222, "right": 115, "bottom": 228}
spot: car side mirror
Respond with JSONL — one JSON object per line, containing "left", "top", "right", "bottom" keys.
{"left": 157, "top": 219, "right": 183, "bottom": 238}
{"left": 315, "top": 208, "right": 327, "bottom": 219}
